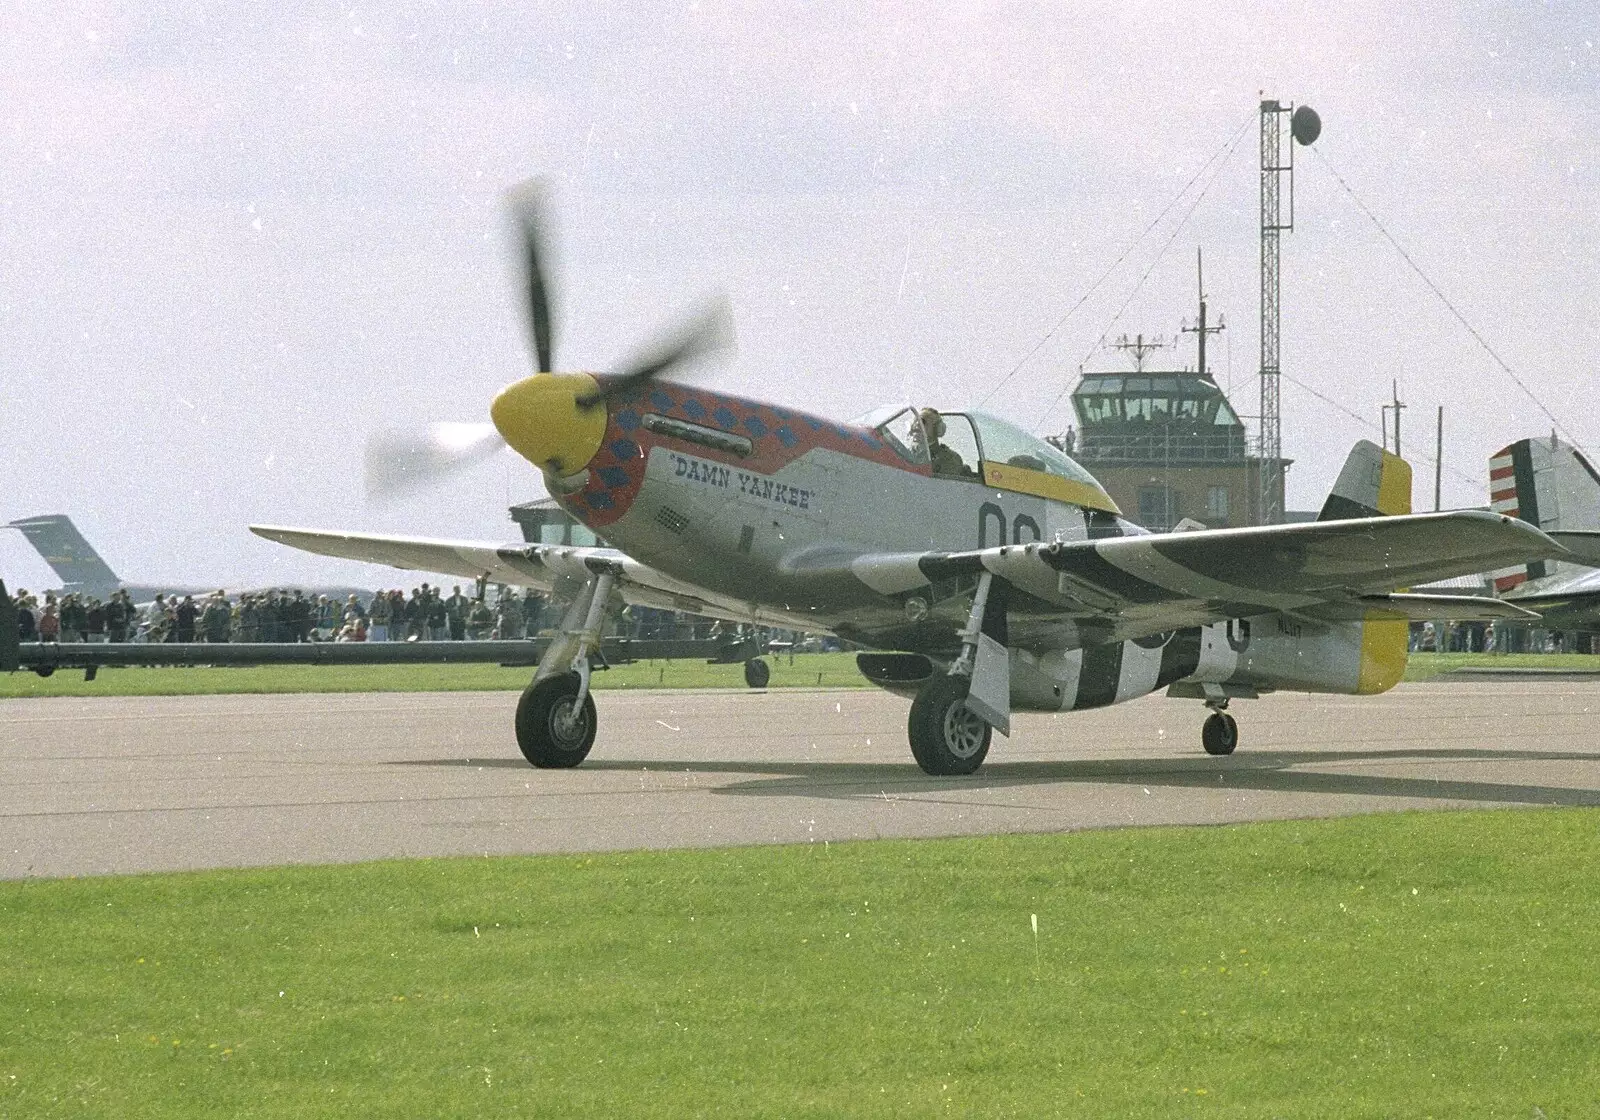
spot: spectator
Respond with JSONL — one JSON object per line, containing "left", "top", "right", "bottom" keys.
{"left": 37, "top": 602, "right": 60, "bottom": 642}
{"left": 174, "top": 595, "right": 199, "bottom": 643}
{"left": 17, "top": 595, "right": 36, "bottom": 641}
{"left": 59, "top": 594, "right": 86, "bottom": 642}
{"left": 86, "top": 598, "right": 107, "bottom": 643}
{"left": 406, "top": 587, "right": 427, "bottom": 640}
{"left": 202, "top": 593, "right": 231, "bottom": 642}
{"left": 445, "top": 586, "right": 468, "bottom": 641}
{"left": 105, "top": 590, "right": 133, "bottom": 643}
{"left": 289, "top": 589, "right": 313, "bottom": 642}
{"left": 427, "top": 588, "right": 447, "bottom": 641}
{"left": 369, "top": 592, "right": 392, "bottom": 643}
{"left": 497, "top": 589, "right": 524, "bottom": 641}
{"left": 467, "top": 596, "right": 493, "bottom": 640}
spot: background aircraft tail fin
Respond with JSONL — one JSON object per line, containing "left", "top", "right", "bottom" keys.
{"left": 1487, "top": 436, "right": 1600, "bottom": 591}
{"left": 5, "top": 514, "right": 122, "bottom": 598}
{"left": 1318, "top": 440, "right": 1412, "bottom": 521}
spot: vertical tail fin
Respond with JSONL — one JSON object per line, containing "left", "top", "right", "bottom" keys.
{"left": 1318, "top": 439, "right": 1412, "bottom": 520}
{"left": 1318, "top": 441, "right": 1412, "bottom": 694}
{"left": 1487, "top": 437, "right": 1600, "bottom": 591}
{"left": 5, "top": 515, "right": 122, "bottom": 599}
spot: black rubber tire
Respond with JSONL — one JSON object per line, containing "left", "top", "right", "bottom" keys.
{"left": 907, "top": 675, "right": 992, "bottom": 776}
{"left": 1201, "top": 711, "right": 1238, "bottom": 756}
{"left": 515, "top": 672, "right": 598, "bottom": 768}
{"left": 743, "top": 657, "right": 771, "bottom": 689}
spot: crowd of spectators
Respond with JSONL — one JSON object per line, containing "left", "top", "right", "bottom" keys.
{"left": 10, "top": 584, "right": 554, "bottom": 644}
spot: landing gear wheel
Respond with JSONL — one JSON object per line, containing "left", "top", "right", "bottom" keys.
{"left": 907, "top": 675, "right": 992, "bottom": 776}
{"left": 743, "top": 657, "right": 771, "bottom": 689}
{"left": 1201, "top": 711, "right": 1238, "bottom": 756}
{"left": 516, "top": 672, "right": 598, "bottom": 768}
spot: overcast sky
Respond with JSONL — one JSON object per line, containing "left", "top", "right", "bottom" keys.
{"left": 3, "top": 1, "right": 1596, "bottom": 591}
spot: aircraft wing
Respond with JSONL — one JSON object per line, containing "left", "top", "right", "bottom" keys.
{"left": 248, "top": 525, "right": 778, "bottom": 626}
{"left": 853, "top": 509, "right": 1564, "bottom": 644}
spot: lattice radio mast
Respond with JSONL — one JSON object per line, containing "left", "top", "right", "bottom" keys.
{"left": 1258, "top": 97, "right": 1320, "bottom": 523}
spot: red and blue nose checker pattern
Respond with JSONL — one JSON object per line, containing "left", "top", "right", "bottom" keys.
{"left": 562, "top": 380, "right": 922, "bottom": 528}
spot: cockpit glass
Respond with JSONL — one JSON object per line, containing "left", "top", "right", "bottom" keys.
{"left": 961, "top": 412, "right": 1105, "bottom": 488}
{"left": 871, "top": 406, "right": 930, "bottom": 465}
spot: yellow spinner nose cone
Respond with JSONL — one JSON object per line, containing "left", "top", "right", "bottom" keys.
{"left": 491, "top": 373, "right": 608, "bottom": 476}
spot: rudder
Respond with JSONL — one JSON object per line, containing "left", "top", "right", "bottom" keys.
{"left": 5, "top": 514, "right": 122, "bottom": 598}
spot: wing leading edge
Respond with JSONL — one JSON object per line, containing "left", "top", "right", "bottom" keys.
{"left": 247, "top": 524, "right": 812, "bottom": 630}
{"left": 852, "top": 509, "right": 1563, "bottom": 643}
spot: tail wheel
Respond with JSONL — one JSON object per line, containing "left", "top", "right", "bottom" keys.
{"left": 516, "top": 671, "right": 597, "bottom": 768}
{"left": 743, "top": 657, "right": 771, "bottom": 689}
{"left": 907, "top": 675, "right": 991, "bottom": 776}
{"left": 1201, "top": 711, "right": 1238, "bottom": 756}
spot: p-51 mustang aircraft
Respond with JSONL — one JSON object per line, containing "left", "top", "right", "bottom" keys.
{"left": 253, "top": 189, "right": 1569, "bottom": 775}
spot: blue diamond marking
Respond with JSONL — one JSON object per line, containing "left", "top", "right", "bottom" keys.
{"left": 649, "top": 389, "right": 674, "bottom": 411}
{"left": 804, "top": 416, "right": 824, "bottom": 430}
{"left": 744, "top": 416, "right": 768, "bottom": 438}
{"left": 610, "top": 438, "right": 640, "bottom": 461}
{"left": 713, "top": 406, "right": 737, "bottom": 429}
{"left": 681, "top": 398, "right": 707, "bottom": 420}
{"left": 586, "top": 491, "right": 615, "bottom": 511}
{"left": 615, "top": 410, "right": 641, "bottom": 432}
{"left": 598, "top": 466, "right": 630, "bottom": 489}
{"left": 776, "top": 426, "right": 798, "bottom": 448}
{"left": 771, "top": 407, "right": 792, "bottom": 420}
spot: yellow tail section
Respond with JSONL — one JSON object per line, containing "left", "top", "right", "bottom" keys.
{"left": 1357, "top": 449, "right": 1412, "bottom": 694}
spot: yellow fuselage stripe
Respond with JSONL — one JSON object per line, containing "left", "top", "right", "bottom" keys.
{"left": 980, "top": 461, "right": 1121, "bottom": 515}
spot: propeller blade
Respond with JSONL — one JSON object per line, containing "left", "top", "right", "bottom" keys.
{"left": 509, "top": 180, "right": 556, "bottom": 374}
{"left": 576, "top": 297, "right": 736, "bottom": 410}
{"left": 364, "top": 423, "right": 506, "bottom": 501}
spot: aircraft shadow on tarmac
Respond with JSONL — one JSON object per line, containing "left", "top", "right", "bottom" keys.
{"left": 394, "top": 747, "right": 1600, "bottom": 809}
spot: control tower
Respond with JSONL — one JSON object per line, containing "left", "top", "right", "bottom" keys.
{"left": 1058, "top": 258, "right": 1289, "bottom": 530}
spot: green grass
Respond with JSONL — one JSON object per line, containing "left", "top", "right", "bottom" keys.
{"left": 0, "top": 652, "right": 868, "bottom": 698}
{"left": 1403, "top": 650, "right": 1600, "bottom": 680}
{"left": 4, "top": 809, "right": 1598, "bottom": 1117}
{"left": 8, "top": 649, "right": 1596, "bottom": 696}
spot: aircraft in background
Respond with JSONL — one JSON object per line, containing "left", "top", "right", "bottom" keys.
{"left": 4, "top": 513, "right": 371, "bottom": 604}
{"left": 1482, "top": 437, "right": 1600, "bottom": 628}
{"left": 250, "top": 184, "right": 1569, "bottom": 775}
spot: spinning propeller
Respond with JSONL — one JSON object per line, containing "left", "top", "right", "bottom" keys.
{"left": 365, "top": 180, "right": 734, "bottom": 500}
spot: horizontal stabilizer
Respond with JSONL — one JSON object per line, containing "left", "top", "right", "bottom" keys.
{"left": 1548, "top": 530, "right": 1600, "bottom": 568}
{"left": 1355, "top": 593, "right": 1540, "bottom": 622}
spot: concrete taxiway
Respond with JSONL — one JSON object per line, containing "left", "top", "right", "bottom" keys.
{"left": 2, "top": 680, "right": 1598, "bottom": 878}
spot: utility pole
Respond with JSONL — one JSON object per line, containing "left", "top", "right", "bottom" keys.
{"left": 1380, "top": 381, "right": 1406, "bottom": 456}
{"left": 1435, "top": 405, "right": 1444, "bottom": 511}
{"left": 1181, "top": 247, "right": 1225, "bottom": 381}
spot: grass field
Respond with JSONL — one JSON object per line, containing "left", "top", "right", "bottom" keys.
{"left": 5, "top": 649, "right": 1599, "bottom": 698}
{"left": 0, "top": 651, "right": 869, "bottom": 698}
{"left": 4, "top": 808, "right": 1597, "bottom": 1117}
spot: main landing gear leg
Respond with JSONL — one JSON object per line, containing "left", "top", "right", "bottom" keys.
{"left": 907, "top": 572, "right": 996, "bottom": 776}
{"left": 516, "top": 568, "right": 615, "bottom": 768}
{"left": 1200, "top": 691, "right": 1238, "bottom": 757}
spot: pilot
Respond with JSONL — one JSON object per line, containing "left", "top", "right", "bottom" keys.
{"left": 918, "top": 407, "right": 970, "bottom": 478}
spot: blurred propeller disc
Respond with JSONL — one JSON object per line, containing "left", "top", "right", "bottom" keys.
{"left": 365, "top": 422, "right": 506, "bottom": 501}
{"left": 509, "top": 179, "right": 557, "bottom": 374}
{"left": 577, "top": 297, "right": 737, "bottom": 410}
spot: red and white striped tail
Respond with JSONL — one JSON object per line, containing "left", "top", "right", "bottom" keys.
{"left": 1488, "top": 443, "right": 1531, "bottom": 592}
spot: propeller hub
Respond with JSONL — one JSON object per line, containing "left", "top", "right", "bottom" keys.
{"left": 491, "top": 373, "right": 608, "bottom": 477}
